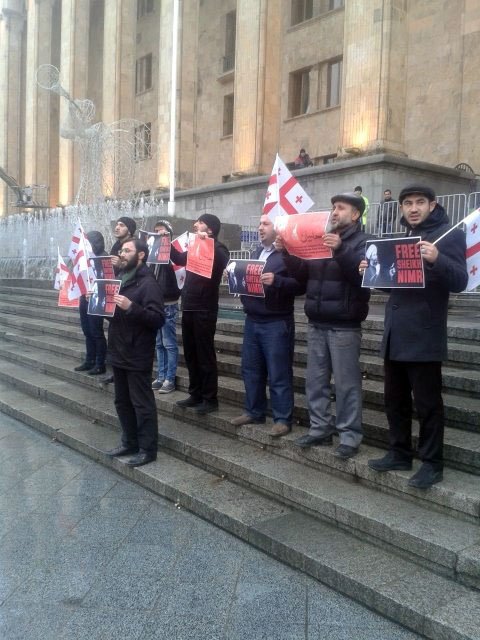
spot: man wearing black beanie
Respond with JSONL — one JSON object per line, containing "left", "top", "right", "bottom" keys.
{"left": 170, "top": 213, "right": 229, "bottom": 414}
{"left": 111, "top": 216, "right": 137, "bottom": 269}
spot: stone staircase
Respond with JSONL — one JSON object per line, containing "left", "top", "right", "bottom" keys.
{"left": 1, "top": 280, "right": 480, "bottom": 640}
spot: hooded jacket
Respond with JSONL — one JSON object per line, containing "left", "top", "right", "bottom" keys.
{"left": 381, "top": 203, "right": 468, "bottom": 361}
{"left": 285, "top": 221, "right": 370, "bottom": 327}
{"left": 107, "top": 263, "right": 164, "bottom": 370}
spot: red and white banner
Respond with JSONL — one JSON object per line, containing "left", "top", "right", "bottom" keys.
{"left": 186, "top": 235, "right": 214, "bottom": 279}
{"left": 54, "top": 248, "right": 70, "bottom": 291}
{"left": 465, "top": 208, "right": 480, "bottom": 291}
{"left": 263, "top": 154, "right": 314, "bottom": 221}
{"left": 67, "top": 221, "right": 94, "bottom": 300}
{"left": 172, "top": 232, "right": 189, "bottom": 289}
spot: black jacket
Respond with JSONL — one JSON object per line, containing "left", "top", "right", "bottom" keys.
{"left": 381, "top": 204, "right": 468, "bottom": 361}
{"left": 151, "top": 262, "right": 181, "bottom": 303}
{"left": 241, "top": 246, "right": 305, "bottom": 321}
{"left": 107, "top": 263, "right": 164, "bottom": 371}
{"left": 285, "top": 222, "right": 370, "bottom": 327}
{"left": 171, "top": 237, "right": 229, "bottom": 311}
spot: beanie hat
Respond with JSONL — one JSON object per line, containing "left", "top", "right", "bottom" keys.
{"left": 398, "top": 184, "right": 436, "bottom": 204}
{"left": 154, "top": 219, "right": 173, "bottom": 236}
{"left": 116, "top": 216, "right": 137, "bottom": 236}
{"left": 197, "top": 213, "right": 221, "bottom": 238}
{"left": 331, "top": 192, "right": 365, "bottom": 215}
{"left": 86, "top": 230, "right": 105, "bottom": 256}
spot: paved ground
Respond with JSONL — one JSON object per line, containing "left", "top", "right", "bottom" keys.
{"left": 0, "top": 412, "right": 423, "bottom": 640}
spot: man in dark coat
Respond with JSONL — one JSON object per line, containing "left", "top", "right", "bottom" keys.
{"left": 368, "top": 185, "right": 468, "bottom": 488}
{"left": 230, "top": 214, "right": 305, "bottom": 437}
{"left": 281, "top": 193, "right": 370, "bottom": 459}
{"left": 170, "top": 213, "right": 229, "bottom": 415}
{"left": 110, "top": 216, "right": 137, "bottom": 269}
{"left": 106, "top": 238, "right": 164, "bottom": 467}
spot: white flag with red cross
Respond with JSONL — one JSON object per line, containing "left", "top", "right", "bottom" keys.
{"left": 465, "top": 208, "right": 480, "bottom": 291}
{"left": 54, "top": 248, "right": 70, "bottom": 290}
{"left": 67, "top": 221, "right": 94, "bottom": 300}
{"left": 262, "top": 154, "right": 314, "bottom": 221}
{"left": 172, "top": 231, "right": 189, "bottom": 290}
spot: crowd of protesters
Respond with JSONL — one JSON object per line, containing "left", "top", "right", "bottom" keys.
{"left": 74, "top": 184, "right": 467, "bottom": 489}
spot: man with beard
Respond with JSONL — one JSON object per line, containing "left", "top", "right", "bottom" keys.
{"left": 230, "top": 214, "right": 305, "bottom": 437}
{"left": 110, "top": 216, "right": 137, "bottom": 269}
{"left": 105, "top": 238, "right": 164, "bottom": 467}
{"left": 367, "top": 185, "right": 467, "bottom": 488}
{"left": 280, "top": 193, "right": 370, "bottom": 459}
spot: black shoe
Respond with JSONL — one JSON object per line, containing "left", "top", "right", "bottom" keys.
{"left": 408, "top": 463, "right": 443, "bottom": 489}
{"left": 176, "top": 395, "right": 203, "bottom": 408}
{"left": 125, "top": 452, "right": 157, "bottom": 467}
{"left": 293, "top": 434, "right": 333, "bottom": 449}
{"left": 101, "top": 375, "right": 114, "bottom": 384}
{"left": 88, "top": 365, "right": 107, "bottom": 376}
{"left": 105, "top": 446, "right": 138, "bottom": 457}
{"left": 334, "top": 444, "right": 359, "bottom": 459}
{"left": 74, "top": 362, "right": 94, "bottom": 372}
{"left": 194, "top": 400, "right": 218, "bottom": 415}
{"left": 368, "top": 452, "right": 412, "bottom": 472}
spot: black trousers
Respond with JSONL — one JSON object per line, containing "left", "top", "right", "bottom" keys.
{"left": 79, "top": 296, "right": 107, "bottom": 366}
{"left": 384, "top": 359, "right": 444, "bottom": 470}
{"left": 181, "top": 309, "right": 218, "bottom": 401}
{"left": 113, "top": 366, "right": 158, "bottom": 455}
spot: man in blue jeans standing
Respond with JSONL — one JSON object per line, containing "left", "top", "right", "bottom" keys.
{"left": 230, "top": 214, "right": 305, "bottom": 437}
{"left": 151, "top": 220, "right": 180, "bottom": 394}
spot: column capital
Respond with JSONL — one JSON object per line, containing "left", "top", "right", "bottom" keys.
{"left": 1, "top": 8, "right": 26, "bottom": 33}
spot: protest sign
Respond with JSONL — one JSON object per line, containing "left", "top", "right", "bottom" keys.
{"left": 138, "top": 230, "right": 172, "bottom": 265}
{"left": 89, "top": 256, "right": 115, "bottom": 280}
{"left": 87, "top": 279, "right": 122, "bottom": 317}
{"left": 362, "top": 237, "right": 425, "bottom": 288}
{"left": 274, "top": 211, "right": 332, "bottom": 259}
{"left": 186, "top": 234, "right": 214, "bottom": 278}
{"left": 58, "top": 273, "right": 79, "bottom": 308}
{"left": 226, "top": 259, "right": 265, "bottom": 297}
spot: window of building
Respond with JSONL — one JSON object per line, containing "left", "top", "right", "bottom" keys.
{"left": 327, "top": 58, "right": 342, "bottom": 107}
{"left": 291, "top": 0, "right": 313, "bottom": 25}
{"left": 137, "top": 0, "right": 154, "bottom": 19}
{"left": 329, "top": 0, "right": 344, "bottom": 9}
{"left": 289, "top": 68, "right": 310, "bottom": 117}
{"left": 135, "top": 54, "right": 152, "bottom": 94}
{"left": 223, "top": 10, "right": 236, "bottom": 73}
{"left": 223, "top": 94, "right": 234, "bottom": 136}
{"left": 134, "top": 123, "right": 152, "bottom": 161}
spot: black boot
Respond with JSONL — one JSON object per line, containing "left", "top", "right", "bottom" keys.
{"left": 74, "top": 362, "right": 94, "bottom": 372}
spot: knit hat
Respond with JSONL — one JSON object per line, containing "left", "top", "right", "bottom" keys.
{"left": 331, "top": 192, "right": 365, "bottom": 215}
{"left": 197, "top": 213, "right": 221, "bottom": 238}
{"left": 398, "top": 184, "right": 436, "bottom": 204}
{"left": 116, "top": 216, "right": 137, "bottom": 236}
{"left": 154, "top": 219, "right": 173, "bottom": 236}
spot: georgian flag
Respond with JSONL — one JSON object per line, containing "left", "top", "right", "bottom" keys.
{"left": 263, "top": 154, "right": 314, "bottom": 221}
{"left": 53, "top": 248, "right": 70, "bottom": 290}
{"left": 67, "top": 221, "right": 94, "bottom": 300}
{"left": 172, "top": 231, "right": 189, "bottom": 290}
{"left": 465, "top": 208, "right": 480, "bottom": 291}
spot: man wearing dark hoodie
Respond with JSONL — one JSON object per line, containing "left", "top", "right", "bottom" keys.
{"left": 106, "top": 238, "right": 164, "bottom": 467}
{"left": 74, "top": 230, "right": 108, "bottom": 375}
{"left": 170, "top": 213, "right": 229, "bottom": 415}
{"left": 367, "top": 185, "right": 468, "bottom": 488}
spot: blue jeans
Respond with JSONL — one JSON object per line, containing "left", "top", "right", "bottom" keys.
{"left": 156, "top": 303, "right": 179, "bottom": 382}
{"left": 306, "top": 325, "right": 363, "bottom": 447}
{"left": 241, "top": 316, "right": 295, "bottom": 426}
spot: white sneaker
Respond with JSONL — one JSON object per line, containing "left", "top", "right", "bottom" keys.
{"left": 158, "top": 380, "right": 175, "bottom": 394}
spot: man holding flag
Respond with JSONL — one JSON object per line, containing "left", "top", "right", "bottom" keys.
{"left": 368, "top": 185, "right": 468, "bottom": 488}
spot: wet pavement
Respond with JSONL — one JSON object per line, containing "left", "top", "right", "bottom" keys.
{"left": 0, "top": 412, "right": 422, "bottom": 640}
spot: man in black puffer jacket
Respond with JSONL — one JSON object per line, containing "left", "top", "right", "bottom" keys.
{"left": 281, "top": 193, "right": 370, "bottom": 459}
{"left": 105, "top": 238, "right": 164, "bottom": 467}
{"left": 368, "top": 185, "right": 467, "bottom": 488}
{"left": 230, "top": 214, "right": 305, "bottom": 437}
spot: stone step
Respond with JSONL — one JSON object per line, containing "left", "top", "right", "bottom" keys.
{"left": 1, "top": 330, "right": 480, "bottom": 478}
{"left": 0, "top": 341, "right": 480, "bottom": 526}
{"left": 0, "top": 384, "right": 477, "bottom": 640}
{"left": 0, "top": 363, "right": 479, "bottom": 593}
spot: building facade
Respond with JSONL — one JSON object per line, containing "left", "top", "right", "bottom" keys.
{"left": 0, "top": 0, "right": 479, "bottom": 216}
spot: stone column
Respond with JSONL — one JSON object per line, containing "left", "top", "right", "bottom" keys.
{"left": 156, "top": 0, "right": 174, "bottom": 190}
{"left": 58, "top": 0, "right": 90, "bottom": 205}
{"left": 232, "top": 0, "right": 269, "bottom": 174}
{"left": 24, "top": 0, "right": 55, "bottom": 194}
{"left": 0, "top": 3, "right": 25, "bottom": 216}
{"left": 339, "top": 0, "right": 407, "bottom": 156}
{"left": 102, "top": 0, "right": 136, "bottom": 125}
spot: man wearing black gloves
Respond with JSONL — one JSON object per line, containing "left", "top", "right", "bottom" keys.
{"left": 105, "top": 238, "right": 164, "bottom": 467}
{"left": 280, "top": 193, "right": 370, "bottom": 459}
{"left": 368, "top": 185, "right": 468, "bottom": 488}
{"left": 171, "top": 213, "right": 229, "bottom": 415}
{"left": 230, "top": 214, "right": 305, "bottom": 437}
